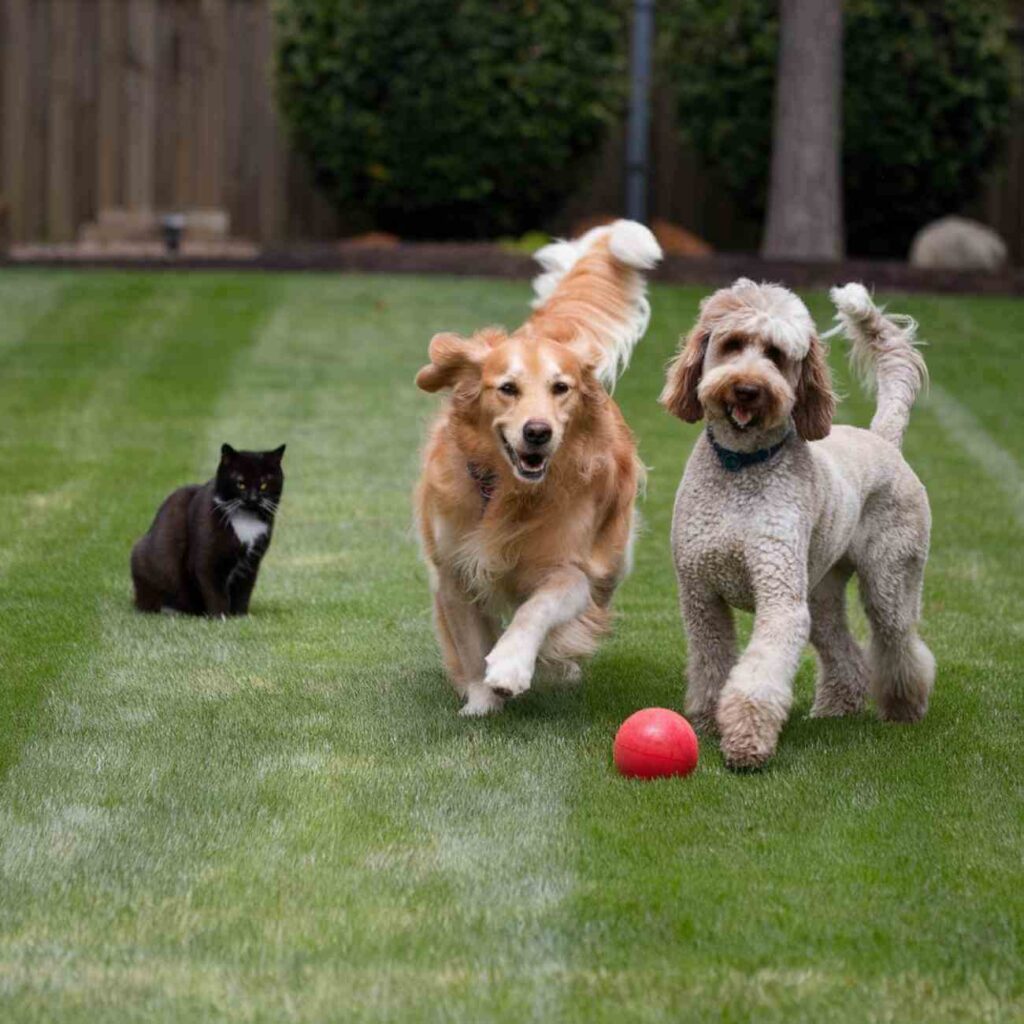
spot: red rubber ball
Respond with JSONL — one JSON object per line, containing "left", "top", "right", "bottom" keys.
{"left": 613, "top": 708, "right": 699, "bottom": 779}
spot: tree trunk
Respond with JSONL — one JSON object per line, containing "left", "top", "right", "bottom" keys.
{"left": 762, "top": 0, "right": 844, "bottom": 260}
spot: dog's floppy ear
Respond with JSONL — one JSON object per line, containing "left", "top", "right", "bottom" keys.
{"left": 793, "top": 333, "right": 836, "bottom": 440}
{"left": 563, "top": 335, "right": 611, "bottom": 404}
{"left": 415, "top": 332, "right": 483, "bottom": 392}
{"left": 563, "top": 335, "right": 604, "bottom": 375}
{"left": 659, "top": 327, "right": 708, "bottom": 422}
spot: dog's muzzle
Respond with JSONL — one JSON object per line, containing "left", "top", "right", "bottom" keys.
{"left": 500, "top": 420, "right": 553, "bottom": 483}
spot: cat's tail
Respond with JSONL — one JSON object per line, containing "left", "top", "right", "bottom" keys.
{"left": 524, "top": 220, "right": 662, "bottom": 389}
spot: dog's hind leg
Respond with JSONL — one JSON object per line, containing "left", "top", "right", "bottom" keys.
{"left": 537, "top": 604, "right": 612, "bottom": 685}
{"left": 858, "top": 547, "right": 934, "bottom": 723}
{"left": 808, "top": 564, "right": 869, "bottom": 717}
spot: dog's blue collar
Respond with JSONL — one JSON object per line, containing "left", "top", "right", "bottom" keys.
{"left": 706, "top": 426, "right": 792, "bottom": 472}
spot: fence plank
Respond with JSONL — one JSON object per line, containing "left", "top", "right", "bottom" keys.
{"left": 254, "top": 0, "right": 286, "bottom": 242}
{"left": 73, "top": 0, "right": 99, "bottom": 234}
{"left": 221, "top": 0, "right": 245, "bottom": 232}
{"left": 195, "top": 0, "right": 226, "bottom": 210}
{"left": 1, "top": 0, "right": 32, "bottom": 241}
{"left": 125, "top": 0, "right": 157, "bottom": 211}
{"left": 96, "top": 0, "right": 123, "bottom": 212}
{"left": 23, "top": 0, "right": 51, "bottom": 242}
{"left": 47, "top": 0, "right": 78, "bottom": 240}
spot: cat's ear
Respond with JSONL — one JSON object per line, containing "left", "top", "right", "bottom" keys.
{"left": 220, "top": 443, "right": 238, "bottom": 462}
{"left": 267, "top": 444, "right": 286, "bottom": 464}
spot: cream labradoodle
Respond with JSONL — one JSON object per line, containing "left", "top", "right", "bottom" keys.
{"left": 660, "top": 280, "right": 934, "bottom": 769}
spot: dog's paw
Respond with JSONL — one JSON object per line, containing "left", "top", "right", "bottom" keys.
{"left": 876, "top": 692, "right": 929, "bottom": 723}
{"left": 686, "top": 705, "right": 719, "bottom": 736}
{"left": 872, "top": 637, "right": 934, "bottom": 724}
{"left": 538, "top": 659, "right": 582, "bottom": 687}
{"left": 484, "top": 642, "right": 535, "bottom": 700}
{"left": 810, "top": 658, "right": 869, "bottom": 718}
{"left": 810, "top": 692, "right": 868, "bottom": 718}
{"left": 717, "top": 692, "right": 781, "bottom": 770}
{"left": 459, "top": 683, "right": 505, "bottom": 717}
{"left": 556, "top": 660, "right": 583, "bottom": 686}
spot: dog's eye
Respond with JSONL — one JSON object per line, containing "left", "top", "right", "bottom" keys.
{"left": 721, "top": 337, "right": 744, "bottom": 354}
{"left": 765, "top": 345, "right": 784, "bottom": 367}
{"left": 552, "top": 381, "right": 570, "bottom": 395}
{"left": 498, "top": 382, "right": 519, "bottom": 397}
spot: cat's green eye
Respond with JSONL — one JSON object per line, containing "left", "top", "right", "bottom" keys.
{"left": 236, "top": 480, "right": 245, "bottom": 490}
{"left": 259, "top": 481, "right": 268, "bottom": 491}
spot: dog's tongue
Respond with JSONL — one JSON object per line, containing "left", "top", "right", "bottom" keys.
{"left": 731, "top": 406, "right": 754, "bottom": 426}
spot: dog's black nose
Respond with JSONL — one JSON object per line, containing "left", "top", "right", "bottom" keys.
{"left": 733, "top": 384, "right": 761, "bottom": 404}
{"left": 522, "top": 420, "right": 553, "bottom": 446}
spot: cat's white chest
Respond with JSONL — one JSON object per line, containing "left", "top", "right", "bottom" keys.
{"left": 229, "top": 510, "right": 269, "bottom": 547}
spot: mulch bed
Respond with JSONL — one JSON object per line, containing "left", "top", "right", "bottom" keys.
{"left": 3, "top": 241, "right": 1023, "bottom": 296}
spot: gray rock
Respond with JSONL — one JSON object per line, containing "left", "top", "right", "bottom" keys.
{"left": 909, "top": 216, "right": 1007, "bottom": 271}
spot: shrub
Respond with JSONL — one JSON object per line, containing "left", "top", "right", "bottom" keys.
{"left": 275, "top": 0, "right": 628, "bottom": 239}
{"left": 662, "top": 0, "right": 1015, "bottom": 257}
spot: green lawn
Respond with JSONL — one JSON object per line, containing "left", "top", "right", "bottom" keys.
{"left": 0, "top": 270, "right": 1021, "bottom": 1023}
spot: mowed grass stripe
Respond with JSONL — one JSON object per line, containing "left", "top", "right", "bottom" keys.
{"left": 0, "top": 274, "right": 281, "bottom": 993}
{"left": 0, "top": 274, "right": 69, "bottom": 361}
{"left": 0, "top": 273, "right": 264, "bottom": 777}
{"left": 556, "top": 289, "right": 1023, "bottom": 1023}
{"left": 0, "top": 275, "right": 587, "bottom": 1021}
{"left": 925, "top": 383, "right": 1024, "bottom": 528}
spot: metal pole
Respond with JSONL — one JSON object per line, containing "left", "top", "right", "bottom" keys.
{"left": 625, "top": 0, "right": 655, "bottom": 222}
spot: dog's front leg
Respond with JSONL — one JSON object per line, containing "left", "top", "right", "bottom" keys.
{"left": 433, "top": 571, "right": 501, "bottom": 716}
{"left": 678, "top": 584, "right": 737, "bottom": 735}
{"left": 716, "top": 554, "right": 810, "bottom": 769}
{"left": 484, "top": 567, "right": 591, "bottom": 700}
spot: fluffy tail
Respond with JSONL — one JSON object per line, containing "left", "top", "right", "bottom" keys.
{"left": 525, "top": 220, "right": 662, "bottom": 388}
{"left": 829, "top": 283, "right": 928, "bottom": 448}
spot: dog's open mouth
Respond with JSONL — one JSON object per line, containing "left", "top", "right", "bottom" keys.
{"left": 726, "top": 405, "right": 759, "bottom": 431}
{"left": 500, "top": 433, "right": 550, "bottom": 482}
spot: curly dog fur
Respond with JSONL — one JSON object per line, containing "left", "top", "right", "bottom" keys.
{"left": 661, "top": 280, "right": 934, "bottom": 768}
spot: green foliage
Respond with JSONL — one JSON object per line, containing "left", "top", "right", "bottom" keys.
{"left": 497, "top": 230, "right": 552, "bottom": 255}
{"left": 663, "top": 0, "right": 1015, "bottom": 257}
{"left": 275, "top": 0, "right": 628, "bottom": 239}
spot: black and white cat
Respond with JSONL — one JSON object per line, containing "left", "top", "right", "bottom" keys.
{"left": 131, "top": 444, "right": 285, "bottom": 617}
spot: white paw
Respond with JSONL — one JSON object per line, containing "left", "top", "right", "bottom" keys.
{"left": 483, "top": 643, "right": 535, "bottom": 699}
{"left": 555, "top": 660, "right": 583, "bottom": 686}
{"left": 459, "top": 683, "right": 504, "bottom": 717}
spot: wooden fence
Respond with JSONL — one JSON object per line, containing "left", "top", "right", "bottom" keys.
{"left": 0, "top": 0, "right": 343, "bottom": 245}
{"left": 1, "top": 0, "right": 1022, "bottom": 260}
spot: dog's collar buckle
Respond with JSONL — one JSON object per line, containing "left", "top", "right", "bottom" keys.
{"left": 467, "top": 462, "right": 497, "bottom": 508}
{"left": 707, "top": 427, "right": 792, "bottom": 472}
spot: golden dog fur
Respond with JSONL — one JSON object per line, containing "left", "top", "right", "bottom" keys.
{"left": 415, "top": 222, "right": 661, "bottom": 714}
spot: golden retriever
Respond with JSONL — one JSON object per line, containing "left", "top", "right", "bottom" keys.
{"left": 414, "top": 221, "right": 662, "bottom": 714}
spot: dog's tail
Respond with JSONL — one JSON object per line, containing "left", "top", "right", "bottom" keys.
{"left": 830, "top": 283, "right": 928, "bottom": 448}
{"left": 525, "top": 220, "right": 662, "bottom": 388}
